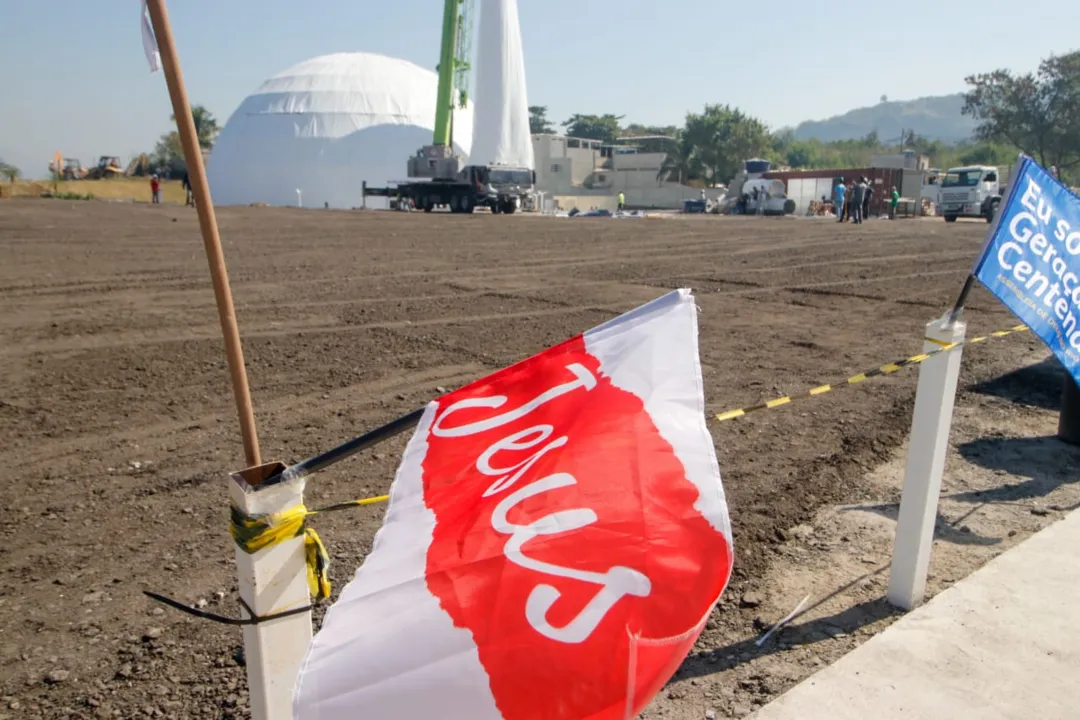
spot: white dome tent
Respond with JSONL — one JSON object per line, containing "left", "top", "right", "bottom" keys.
{"left": 206, "top": 52, "right": 473, "bottom": 209}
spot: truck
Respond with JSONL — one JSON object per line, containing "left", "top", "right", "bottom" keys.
{"left": 361, "top": 0, "right": 535, "bottom": 214}
{"left": 938, "top": 164, "right": 1011, "bottom": 223}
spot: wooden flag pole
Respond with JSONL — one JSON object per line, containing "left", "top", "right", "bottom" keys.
{"left": 144, "top": 7, "right": 310, "bottom": 717}
{"left": 145, "top": 0, "right": 261, "bottom": 469}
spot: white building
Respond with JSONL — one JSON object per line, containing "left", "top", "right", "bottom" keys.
{"left": 531, "top": 134, "right": 719, "bottom": 210}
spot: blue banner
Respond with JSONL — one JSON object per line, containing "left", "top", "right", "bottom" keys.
{"left": 974, "top": 156, "right": 1080, "bottom": 383}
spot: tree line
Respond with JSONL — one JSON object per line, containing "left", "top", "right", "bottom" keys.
{"left": 529, "top": 49, "right": 1080, "bottom": 185}
{"left": 8, "top": 49, "right": 1077, "bottom": 185}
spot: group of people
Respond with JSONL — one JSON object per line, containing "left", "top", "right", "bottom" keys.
{"left": 832, "top": 177, "right": 900, "bottom": 223}
{"left": 148, "top": 171, "right": 196, "bottom": 207}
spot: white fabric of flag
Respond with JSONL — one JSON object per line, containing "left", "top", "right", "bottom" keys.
{"left": 141, "top": 0, "right": 161, "bottom": 72}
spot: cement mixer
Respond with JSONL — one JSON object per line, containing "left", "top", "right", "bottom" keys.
{"left": 719, "top": 159, "right": 796, "bottom": 216}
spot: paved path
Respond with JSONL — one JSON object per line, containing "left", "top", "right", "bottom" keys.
{"left": 750, "top": 509, "right": 1080, "bottom": 720}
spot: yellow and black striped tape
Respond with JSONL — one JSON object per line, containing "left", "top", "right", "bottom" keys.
{"left": 715, "top": 324, "right": 1029, "bottom": 422}
{"left": 235, "top": 322, "right": 1032, "bottom": 564}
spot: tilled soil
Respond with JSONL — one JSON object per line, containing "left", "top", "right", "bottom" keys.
{"left": 0, "top": 201, "right": 1041, "bottom": 718}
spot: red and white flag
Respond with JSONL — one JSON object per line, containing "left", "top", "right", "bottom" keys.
{"left": 293, "top": 289, "right": 733, "bottom": 720}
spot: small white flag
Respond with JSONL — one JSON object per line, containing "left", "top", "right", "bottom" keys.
{"left": 141, "top": 0, "right": 161, "bottom": 72}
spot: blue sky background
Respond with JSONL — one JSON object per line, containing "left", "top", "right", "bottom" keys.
{"left": 2, "top": 0, "right": 1079, "bottom": 178}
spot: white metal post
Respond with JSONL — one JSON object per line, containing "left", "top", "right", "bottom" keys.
{"left": 230, "top": 469, "right": 313, "bottom": 720}
{"left": 887, "top": 316, "right": 966, "bottom": 610}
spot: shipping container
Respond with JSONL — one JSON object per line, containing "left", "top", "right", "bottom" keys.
{"left": 764, "top": 167, "right": 905, "bottom": 217}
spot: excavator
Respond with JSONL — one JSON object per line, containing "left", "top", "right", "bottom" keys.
{"left": 48, "top": 154, "right": 86, "bottom": 181}
{"left": 126, "top": 154, "right": 151, "bottom": 176}
{"left": 363, "top": 0, "right": 535, "bottom": 214}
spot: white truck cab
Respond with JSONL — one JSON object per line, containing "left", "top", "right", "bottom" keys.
{"left": 939, "top": 165, "right": 1006, "bottom": 223}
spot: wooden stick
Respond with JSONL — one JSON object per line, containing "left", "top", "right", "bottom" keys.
{"left": 145, "top": 0, "right": 262, "bottom": 468}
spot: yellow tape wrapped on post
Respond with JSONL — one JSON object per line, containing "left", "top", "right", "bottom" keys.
{"left": 229, "top": 504, "right": 331, "bottom": 601}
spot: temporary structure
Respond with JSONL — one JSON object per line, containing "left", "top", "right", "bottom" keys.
{"left": 469, "top": 0, "right": 534, "bottom": 170}
{"left": 207, "top": 52, "right": 474, "bottom": 209}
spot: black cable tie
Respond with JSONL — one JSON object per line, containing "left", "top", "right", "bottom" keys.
{"left": 143, "top": 591, "right": 315, "bottom": 626}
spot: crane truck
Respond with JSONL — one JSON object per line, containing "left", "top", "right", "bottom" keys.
{"left": 362, "top": 0, "right": 535, "bottom": 214}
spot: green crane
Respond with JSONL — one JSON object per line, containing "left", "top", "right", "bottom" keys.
{"left": 369, "top": 0, "right": 535, "bottom": 214}
{"left": 432, "top": 0, "right": 473, "bottom": 149}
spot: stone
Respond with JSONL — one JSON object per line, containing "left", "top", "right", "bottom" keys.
{"left": 740, "top": 591, "right": 763, "bottom": 608}
{"left": 45, "top": 669, "right": 70, "bottom": 684}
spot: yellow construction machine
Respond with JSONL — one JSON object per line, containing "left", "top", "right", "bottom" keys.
{"left": 85, "top": 156, "right": 124, "bottom": 180}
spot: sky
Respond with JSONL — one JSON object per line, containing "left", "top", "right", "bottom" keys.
{"left": 2, "top": 0, "right": 1079, "bottom": 178}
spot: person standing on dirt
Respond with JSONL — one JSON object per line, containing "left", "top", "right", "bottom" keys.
{"left": 862, "top": 177, "right": 874, "bottom": 220}
{"left": 150, "top": 174, "right": 161, "bottom": 205}
{"left": 182, "top": 171, "right": 194, "bottom": 208}
{"left": 889, "top": 185, "right": 899, "bottom": 219}
{"left": 834, "top": 180, "right": 846, "bottom": 223}
{"left": 842, "top": 182, "right": 854, "bottom": 222}
{"left": 617, "top": 191, "right": 626, "bottom": 212}
{"left": 850, "top": 178, "right": 866, "bottom": 224}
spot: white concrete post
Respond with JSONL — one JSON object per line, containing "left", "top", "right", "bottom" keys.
{"left": 230, "top": 468, "right": 313, "bottom": 720}
{"left": 887, "top": 316, "right": 967, "bottom": 610}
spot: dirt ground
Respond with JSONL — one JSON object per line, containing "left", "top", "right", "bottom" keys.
{"left": 0, "top": 200, "right": 1071, "bottom": 719}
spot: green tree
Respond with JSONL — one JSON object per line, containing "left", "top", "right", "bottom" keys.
{"left": 149, "top": 104, "right": 218, "bottom": 177}
{"left": 772, "top": 130, "right": 823, "bottom": 169}
{"left": 528, "top": 105, "right": 555, "bottom": 134}
{"left": 678, "top": 104, "right": 774, "bottom": 184}
{"left": 656, "top": 132, "right": 699, "bottom": 184}
{"left": 783, "top": 141, "right": 820, "bottom": 169}
{"left": 170, "top": 105, "right": 220, "bottom": 151}
{"left": 963, "top": 50, "right": 1080, "bottom": 173}
{"left": 151, "top": 131, "right": 185, "bottom": 176}
{"left": 0, "top": 161, "right": 19, "bottom": 184}
{"left": 562, "top": 113, "right": 624, "bottom": 144}
{"left": 621, "top": 123, "right": 679, "bottom": 138}
{"left": 956, "top": 140, "right": 1015, "bottom": 167}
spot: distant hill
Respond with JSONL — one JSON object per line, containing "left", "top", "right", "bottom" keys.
{"left": 794, "top": 94, "right": 977, "bottom": 143}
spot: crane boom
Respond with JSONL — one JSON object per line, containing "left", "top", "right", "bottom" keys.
{"left": 384, "top": 0, "right": 535, "bottom": 212}
{"left": 433, "top": 0, "right": 472, "bottom": 148}
{"left": 454, "top": 0, "right": 474, "bottom": 111}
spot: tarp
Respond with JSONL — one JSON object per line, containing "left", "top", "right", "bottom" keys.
{"left": 974, "top": 155, "right": 1080, "bottom": 385}
{"left": 469, "top": 0, "right": 535, "bottom": 170}
{"left": 293, "top": 289, "right": 733, "bottom": 719}
{"left": 206, "top": 52, "right": 473, "bottom": 209}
